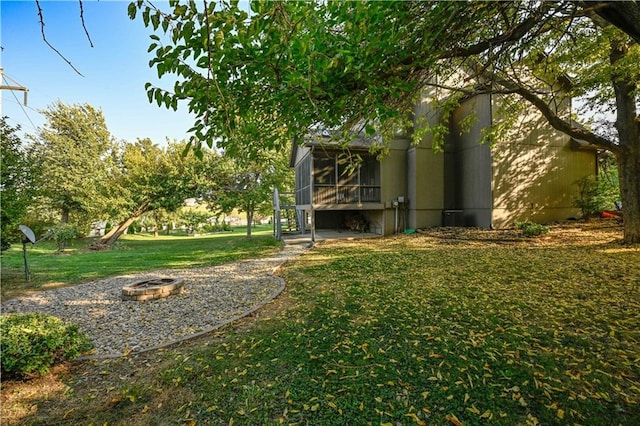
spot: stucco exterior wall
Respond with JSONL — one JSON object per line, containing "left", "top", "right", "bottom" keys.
{"left": 490, "top": 95, "right": 596, "bottom": 227}
{"left": 380, "top": 137, "right": 410, "bottom": 234}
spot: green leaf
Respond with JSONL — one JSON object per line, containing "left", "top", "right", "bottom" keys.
{"left": 127, "top": 2, "right": 137, "bottom": 19}
{"left": 150, "top": 13, "right": 160, "bottom": 30}
{"left": 155, "top": 89, "right": 163, "bottom": 106}
{"left": 141, "top": 7, "right": 149, "bottom": 26}
{"left": 174, "top": 5, "right": 187, "bottom": 17}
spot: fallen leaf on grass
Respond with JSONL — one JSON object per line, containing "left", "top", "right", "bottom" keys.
{"left": 446, "top": 413, "right": 464, "bottom": 426}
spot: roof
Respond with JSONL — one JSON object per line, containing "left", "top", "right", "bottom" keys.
{"left": 289, "top": 130, "right": 383, "bottom": 167}
{"left": 568, "top": 120, "right": 605, "bottom": 151}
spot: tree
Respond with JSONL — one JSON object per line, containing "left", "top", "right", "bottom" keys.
{"left": 28, "top": 101, "right": 116, "bottom": 226}
{"left": 130, "top": 1, "right": 640, "bottom": 243}
{"left": 178, "top": 209, "right": 210, "bottom": 235}
{"left": 202, "top": 146, "right": 292, "bottom": 237}
{"left": 93, "top": 139, "right": 204, "bottom": 246}
{"left": 0, "top": 118, "right": 38, "bottom": 250}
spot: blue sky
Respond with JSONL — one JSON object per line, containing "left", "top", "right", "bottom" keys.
{"left": 1, "top": 0, "right": 195, "bottom": 144}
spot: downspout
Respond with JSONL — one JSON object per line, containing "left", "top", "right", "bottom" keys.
{"left": 395, "top": 202, "right": 398, "bottom": 234}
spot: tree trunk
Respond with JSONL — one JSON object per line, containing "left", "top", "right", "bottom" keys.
{"left": 102, "top": 216, "right": 139, "bottom": 246}
{"left": 153, "top": 211, "right": 160, "bottom": 237}
{"left": 61, "top": 207, "right": 69, "bottom": 224}
{"left": 610, "top": 36, "right": 640, "bottom": 244}
{"left": 617, "top": 151, "right": 640, "bottom": 244}
{"left": 92, "top": 202, "right": 151, "bottom": 248}
{"left": 246, "top": 208, "right": 254, "bottom": 237}
{"left": 101, "top": 224, "right": 119, "bottom": 241}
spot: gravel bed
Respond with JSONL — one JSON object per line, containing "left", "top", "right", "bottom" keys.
{"left": 1, "top": 243, "right": 308, "bottom": 358}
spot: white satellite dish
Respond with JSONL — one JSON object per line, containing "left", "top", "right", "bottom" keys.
{"left": 19, "top": 225, "right": 36, "bottom": 244}
{"left": 18, "top": 225, "right": 36, "bottom": 281}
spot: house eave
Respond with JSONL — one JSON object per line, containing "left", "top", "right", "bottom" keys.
{"left": 569, "top": 137, "right": 601, "bottom": 151}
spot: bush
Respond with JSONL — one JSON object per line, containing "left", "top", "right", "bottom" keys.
{"left": 574, "top": 169, "right": 620, "bottom": 217}
{"left": 127, "top": 220, "right": 142, "bottom": 234}
{"left": 47, "top": 224, "right": 79, "bottom": 252}
{"left": 516, "top": 220, "right": 549, "bottom": 237}
{"left": 0, "top": 312, "right": 93, "bottom": 378}
{"left": 201, "top": 221, "right": 232, "bottom": 233}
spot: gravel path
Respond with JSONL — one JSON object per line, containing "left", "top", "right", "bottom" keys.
{"left": 1, "top": 242, "right": 308, "bottom": 358}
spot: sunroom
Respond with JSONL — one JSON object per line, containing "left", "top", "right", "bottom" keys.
{"left": 292, "top": 143, "right": 385, "bottom": 235}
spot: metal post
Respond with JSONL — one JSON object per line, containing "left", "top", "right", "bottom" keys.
{"left": 395, "top": 203, "right": 399, "bottom": 234}
{"left": 273, "top": 187, "right": 281, "bottom": 240}
{"left": 22, "top": 240, "right": 31, "bottom": 281}
{"left": 276, "top": 209, "right": 282, "bottom": 240}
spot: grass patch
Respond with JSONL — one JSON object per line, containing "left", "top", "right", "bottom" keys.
{"left": 1, "top": 223, "right": 639, "bottom": 425}
{"left": 0, "top": 225, "right": 281, "bottom": 301}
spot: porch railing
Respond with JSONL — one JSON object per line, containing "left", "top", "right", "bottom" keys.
{"left": 313, "top": 184, "right": 381, "bottom": 204}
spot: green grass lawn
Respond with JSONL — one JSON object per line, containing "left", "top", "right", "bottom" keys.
{"left": 0, "top": 225, "right": 281, "bottom": 301}
{"left": 1, "top": 224, "right": 639, "bottom": 425}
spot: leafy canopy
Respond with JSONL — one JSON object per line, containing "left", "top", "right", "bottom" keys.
{"left": 129, "top": 1, "right": 636, "bottom": 152}
{"left": 27, "top": 101, "right": 116, "bottom": 225}
{"left": 0, "top": 118, "right": 37, "bottom": 249}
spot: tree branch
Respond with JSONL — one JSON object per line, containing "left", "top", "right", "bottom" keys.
{"left": 584, "top": 1, "right": 640, "bottom": 43}
{"left": 78, "top": 0, "right": 94, "bottom": 48}
{"left": 423, "top": 81, "right": 520, "bottom": 98}
{"left": 35, "top": 0, "right": 84, "bottom": 76}
{"left": 441, "top": 2, "right": 556, "bottom": 59}
{"left": 491, "top": 74, "right": 622, "bottom": 154}
{"left": 609, "top": 35, "right": 639, "bottom": 154}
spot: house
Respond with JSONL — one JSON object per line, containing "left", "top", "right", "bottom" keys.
{"left": 289, "top": 89, "right": 598, "bottom": 237}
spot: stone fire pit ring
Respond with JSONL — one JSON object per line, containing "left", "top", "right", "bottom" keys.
{"left": 122, "top": 277, "right": 185, "bottom": 301}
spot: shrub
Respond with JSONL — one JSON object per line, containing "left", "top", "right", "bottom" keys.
{"left": 0, "top": 312, "right": 93, "bottom": 378}
{"left": 47, "top": 224, "right": 79, "bottom": 252}
{"left": 127, "top": 220, "right": 142, "bottom": 234}
{"left": 516, "top": 220, "right": 549, "bottom": 237}
{"left": 201, "top": 223, "right": 215, "bottom": 233}
{"left": 574, "top": 168, "right": 620, "bottom": 217}
{"left": 201, "top": 221, "right": 232, "bottom": 233}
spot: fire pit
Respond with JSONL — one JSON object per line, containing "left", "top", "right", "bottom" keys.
{"left": 122, "top": 277, "right": 185, "bottom": 301}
